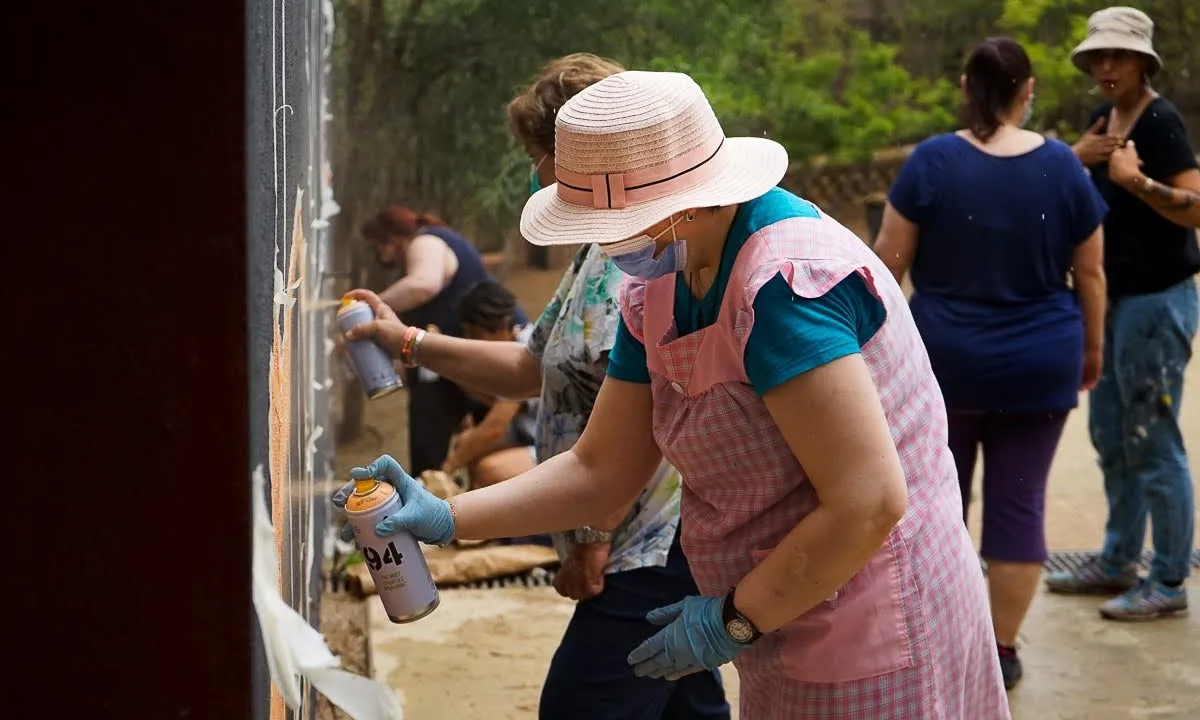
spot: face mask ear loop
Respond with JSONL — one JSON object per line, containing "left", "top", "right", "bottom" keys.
{"left": 650, "top": 214, "right": 683, "bottom": 259}
{"left": 670, "top": 217, "right": 688, "bottom": 272}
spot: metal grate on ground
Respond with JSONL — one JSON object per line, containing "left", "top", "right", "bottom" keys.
{"left": 1042, "top": 549, "right": 1200, "bottom": 574}
{"left": 449, "top": 550, "right": 1200, "bottom": 592}
{"left": 452, "top": 566, "right": 558, "bottom": 591}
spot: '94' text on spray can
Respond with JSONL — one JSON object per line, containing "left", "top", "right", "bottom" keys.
{"left": 337, "top": 297, "right": 403, "bottom": 400}
{"left": 344, "top": 476, "right": 440, "bottom": 623}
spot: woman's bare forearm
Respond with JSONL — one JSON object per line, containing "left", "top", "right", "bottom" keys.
{"left": 1122, "top": 174, "right": 1200, "bottom": 228}
{"left": 1073, "top": 267, "right": 1107, "bottom": 352}
{"left": 410, "top": 333, "right": 543, "bottom": 400}
{"left": 733, "top": 503, "right": 898, "bottom": 633}
{"left": 450, "top": 448, "right": 655, "bottom": 541}
{"left": 744, "top": 355, "right": 908, "bottom": 633}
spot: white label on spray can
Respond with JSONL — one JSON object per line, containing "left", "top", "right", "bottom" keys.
{"left": 346, "top": 489, "right": 440, "bottom": 623}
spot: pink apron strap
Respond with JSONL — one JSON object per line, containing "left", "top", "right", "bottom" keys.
{"left": 717, "top": 231, "right": 777, "bottom": 345}
{"left": 642, "top": 275, "right": 675, "bottom": 376}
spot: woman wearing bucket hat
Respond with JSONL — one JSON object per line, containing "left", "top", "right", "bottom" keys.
{"left": 341, "top": 56, "right": 730, "bottom": 720}
{"left": 337, "top": 70, "right": 1009, "bottom": 718}
{"left": 1044, "top": 6, "right": 1200, "bottom": 622}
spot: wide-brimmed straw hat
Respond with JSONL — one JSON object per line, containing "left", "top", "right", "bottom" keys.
{"left": 1070, "top": 6, "right": 1163, "bottom": 76}
{"left": 520, "top": 71, "right": 789, "bottom": 247}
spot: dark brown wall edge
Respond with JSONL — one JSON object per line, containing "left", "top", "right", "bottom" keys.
{"left": 7, "top": 2, "right": 255, "bottom": 717}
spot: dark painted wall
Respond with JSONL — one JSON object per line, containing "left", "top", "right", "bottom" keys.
{"left": 10, "top": 2, "right": 254, "bottom": 718}
{"left": 10, "top": 0, "right": 329, "bottom": 717}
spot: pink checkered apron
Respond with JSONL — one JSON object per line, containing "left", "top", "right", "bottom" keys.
{"left": 620, "top": 213, "right": 1010, "bottom": 719}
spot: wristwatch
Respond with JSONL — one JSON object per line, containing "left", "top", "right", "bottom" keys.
{"left": 572, "top": 526, "right": 614, "bottom": 545}
{"left": 721, "top": 587, "right": 763, "bottom": 645}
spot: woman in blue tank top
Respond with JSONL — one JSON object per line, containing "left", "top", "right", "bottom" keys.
{"left": 361, "top": 207, "right": 526, "bottom": 475}
{"left": 874, "top": 37, "right": 1108, "bottom": 690}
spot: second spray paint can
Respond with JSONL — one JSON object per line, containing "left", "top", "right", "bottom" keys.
{"left": 344, "top": 477, "right": 440, "bottom": 623}
{"left": 336, "top": 297, "right": 404, "bottom": 399}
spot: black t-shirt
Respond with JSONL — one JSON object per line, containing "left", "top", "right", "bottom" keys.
{"left": 1087, "top": 97, "right": 1200, "bottom": 298}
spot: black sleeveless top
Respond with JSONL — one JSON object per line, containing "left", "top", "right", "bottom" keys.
{"left": 399, "top": 226, "right": 527, "bottom": 336}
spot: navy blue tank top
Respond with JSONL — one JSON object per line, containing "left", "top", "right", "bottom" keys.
{"left": 399, "top": 226, "right": 527, "bottom": 337}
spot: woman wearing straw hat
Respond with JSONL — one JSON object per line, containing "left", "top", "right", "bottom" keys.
{"left": 342, "top": 57, "right": 730, "bottom": 720}
{"left": 1044, "top": 7, "right": 1200, "bottom": 622}
{"left": 337, "top": 70, "right": 1009, "bottom": 718}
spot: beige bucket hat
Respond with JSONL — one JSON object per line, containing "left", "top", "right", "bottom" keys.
{"left": 520, "top": 71, "right": 789, "bottom": 247}
{"left": 1070, "top": 6, "right": 1163, "bottom": 75}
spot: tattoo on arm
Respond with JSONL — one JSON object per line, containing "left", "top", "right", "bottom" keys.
{"left": 1140, "top": 178, "right": 1200, "bottom": 210}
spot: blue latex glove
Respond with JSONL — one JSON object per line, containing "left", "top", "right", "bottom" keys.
{"left": 331, "top": 454, "right": 455, "bottom": 546}
{"left": 627, "top": 595, "right": 747, "bottom": 679}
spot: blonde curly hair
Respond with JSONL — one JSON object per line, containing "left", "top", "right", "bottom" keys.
{"left": 507, "top": 53, "right": 625, "bottom": 156}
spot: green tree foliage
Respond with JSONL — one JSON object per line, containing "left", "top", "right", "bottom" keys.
{"left": 331, "top": 0, "right": 1199, "bottom": 251}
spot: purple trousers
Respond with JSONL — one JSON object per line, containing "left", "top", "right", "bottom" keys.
{"left": 947, "top": 411, "right": 1069, "bottom": 563}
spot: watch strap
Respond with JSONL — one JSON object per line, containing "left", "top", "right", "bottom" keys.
{"left": 572, "top": 526, "right": 614, "bottom": 544}
{"left": 721, "top": 587, "right": 763, "bottom": 644}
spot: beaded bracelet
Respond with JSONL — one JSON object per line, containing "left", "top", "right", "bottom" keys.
{"left": 398, "top": 327, "right": 426, "bottom": 368}
{"left": 398, "top": 326, "right": 419, "bottom": 367}
{"left": 409, "top": 328, "right": 427, "bottom": 366}
{"left": 439, "top": 498, "right": 459, "bottom": 547}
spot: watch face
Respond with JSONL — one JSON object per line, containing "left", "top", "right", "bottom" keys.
{"left": 726, "top": 618, "right": 755, "bottom": 643}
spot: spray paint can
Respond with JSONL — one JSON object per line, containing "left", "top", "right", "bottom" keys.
{"left": 336, "top": 298, "right": 403, "bottom": 399}
{"left": 344, "top": 477, "right": 440, "bottom": 623}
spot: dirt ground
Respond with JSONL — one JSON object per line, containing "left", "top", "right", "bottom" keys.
{"left": 322, "top": 264, "right": 1200, "bottom": 719}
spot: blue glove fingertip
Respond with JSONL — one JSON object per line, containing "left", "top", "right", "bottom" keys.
{"left": 331, "top": 479, "right": 355, "bottom": 508}
{"left": 627, "top": 632, "right": 665, "bottom": 666}
{"left": 374, "top": 515, "right": 397, "bottom": 536}
{"left": 646, "top": 599, "right": 686, "bottom": 625}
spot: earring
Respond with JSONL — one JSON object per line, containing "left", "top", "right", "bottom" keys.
{"left": 684, "top": 210, "right": 696, "bottom": 222}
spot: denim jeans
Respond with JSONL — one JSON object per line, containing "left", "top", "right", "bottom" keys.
{"left": 1091, "top": 277, "right": 1198, "bottom": 584}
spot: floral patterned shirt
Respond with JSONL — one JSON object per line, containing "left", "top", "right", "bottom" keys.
{"left": 526, "top": 244, "right": 681, "bottom": 574}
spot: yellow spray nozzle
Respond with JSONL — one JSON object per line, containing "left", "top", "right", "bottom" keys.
{"left": 353, "top": 477, "right": 380, "bottom": 495}
{"left": 340, "top": 296, "right": 356, "bottom": 307}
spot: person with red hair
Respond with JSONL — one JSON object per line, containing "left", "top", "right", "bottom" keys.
{"left": 360, "top": 207, "right": 527, "bottom": 474}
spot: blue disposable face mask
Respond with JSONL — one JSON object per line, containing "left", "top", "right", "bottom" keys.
{"left": 603, "top": 215, "right": 687, "bottom": 280}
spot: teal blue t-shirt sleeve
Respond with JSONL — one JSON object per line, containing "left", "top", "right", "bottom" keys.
{"left": 605, "top": 314, "right": 651, "bottom": 383}
{"left": 744, "top": 272, "right": 886, "bottom": 396}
